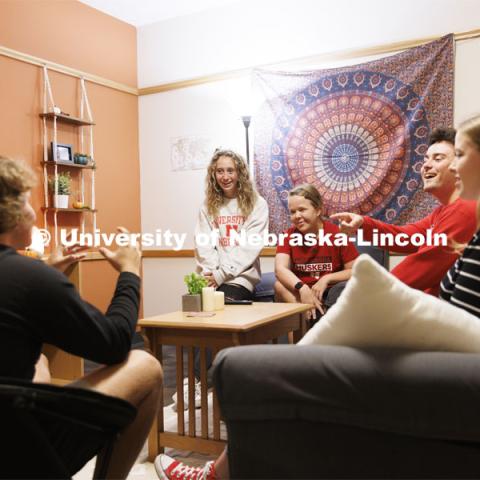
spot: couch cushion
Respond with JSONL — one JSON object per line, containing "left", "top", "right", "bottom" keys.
{"left": 299, "top": 254, "right": 480, "bottom": 352}
{"left": 213, "top": 345, "right": 480, "bottom": 478}
{"left": 253, "top": 272, "right": 275, "bottom": 299}
{"left": 213, "top": 345, "right": 480, "bottom": 442}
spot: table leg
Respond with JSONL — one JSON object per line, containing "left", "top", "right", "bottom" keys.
{"left": 212, "top": 346, "right": 221, "bottom": 441}
{"left": 200, "top": 347, "right": 208, "bottom": 439}
{"left": 146, "top": 329, "right": 162, "bottom": 460}
{"left": 187, "top": 347, "right": 196, "bottom": 436}
{"left": 176, "top": 345, "right": 185, "bottom": 435}
{"left": 292, "top": 313, "right": 307, "bottom": 343}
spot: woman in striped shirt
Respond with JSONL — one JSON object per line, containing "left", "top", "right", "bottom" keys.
{"left": 440, "top": 114, "right": 480, "bottom": 316}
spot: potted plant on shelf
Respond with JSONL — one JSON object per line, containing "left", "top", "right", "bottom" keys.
{"left": 48, "top": 172, "right": 71, "bottom": 208}
{"left": 182, "top": 272, "right": 208, "bottom": 312}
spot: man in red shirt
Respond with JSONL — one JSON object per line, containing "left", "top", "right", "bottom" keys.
{"left": 331, "top": 128, "right": 477, "bottom": 296}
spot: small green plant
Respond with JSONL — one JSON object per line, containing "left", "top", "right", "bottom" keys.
{"left": 184, "top": 272, "right": 208, "bottom": 295}
{"left": 48, "top": 172, "right": 71, "bottom": 195}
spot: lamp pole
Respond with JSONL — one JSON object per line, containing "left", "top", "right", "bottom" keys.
{"left": 241, "top": 115, "right": 251, "bottom": 165}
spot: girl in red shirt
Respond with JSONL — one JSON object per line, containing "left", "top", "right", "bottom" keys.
{"left": 275, "top": 184, "right": 358, "bottom": 319}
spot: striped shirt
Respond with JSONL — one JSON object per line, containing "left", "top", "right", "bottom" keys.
{"left": 440, "top": 230, "right": 480, "bottom": 317}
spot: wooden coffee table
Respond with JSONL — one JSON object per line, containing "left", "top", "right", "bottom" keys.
{"left": 139, "top": 302, "right": 311, "bottom": 460}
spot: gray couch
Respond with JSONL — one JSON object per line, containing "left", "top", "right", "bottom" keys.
{"left": 213, "top": 345, "right": 480, "bottom": 478}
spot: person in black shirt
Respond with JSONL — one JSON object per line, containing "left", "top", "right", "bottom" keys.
{"left": 0, "top": 156, "right": 163, "bottom": 478}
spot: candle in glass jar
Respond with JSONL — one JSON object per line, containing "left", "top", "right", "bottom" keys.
{"left": 214, "top": 291, "right": 225, "bottom": 310}
{"left": 202, "top": 287, "right": 215, "bottom": 312}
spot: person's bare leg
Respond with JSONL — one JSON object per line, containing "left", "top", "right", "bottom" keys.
{"left": 33, "top": 354, "right": 51, "bottom": 383}
{"left": 214, "top": 448, "right": 229, "bottom": 479}
{"left": 274, "top": 280, "right": 300, "bottom": 303}
{"left": 72, "top": 349, "right": 162, "bottom": 479}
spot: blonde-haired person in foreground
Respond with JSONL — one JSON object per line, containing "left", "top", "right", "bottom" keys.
{"left": 439, "top": 115, "right": 480, "bottom": 315}
{"left": 0, "top": 156, "right": 163, "bottom": 479}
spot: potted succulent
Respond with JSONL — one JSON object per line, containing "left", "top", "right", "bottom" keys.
{"left": 182, "top": 272, "right": 208, "bottom": 312}
{"left": 48, "top": 172, "right": 71, "bottom": 208}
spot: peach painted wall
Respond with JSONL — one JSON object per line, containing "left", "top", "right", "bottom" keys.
{"left": 0, "top": 0, "right": 140, "bottom": 311}
{"left": 0, "top": 0, "right": 136, "bottom": 86}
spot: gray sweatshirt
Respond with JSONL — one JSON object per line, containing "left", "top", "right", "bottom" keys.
{"left": 195, "top": 195, "right": 269, "bottom": 292}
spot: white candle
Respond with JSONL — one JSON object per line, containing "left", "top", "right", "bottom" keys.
{"left": 214, "top": 291, "right": 225, "bottom": 310}
{"left": 202, "top": 287, "right": 215, "bottom": 312}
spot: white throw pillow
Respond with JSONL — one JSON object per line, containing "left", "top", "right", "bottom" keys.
{"left": 298, "top": 254, "right": 480, "bottom": 352}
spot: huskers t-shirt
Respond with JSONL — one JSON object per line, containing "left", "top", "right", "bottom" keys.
{"left": 276, "top": 222, "right": 359, "bottom": 286}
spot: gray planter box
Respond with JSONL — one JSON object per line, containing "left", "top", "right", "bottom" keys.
{"left": 182, "top": 294, "right": 202, "bottom": 312}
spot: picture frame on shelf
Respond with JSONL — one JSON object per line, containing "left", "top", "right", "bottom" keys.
{"left": 51, "top": 142, "right": 73, "bottom": 164}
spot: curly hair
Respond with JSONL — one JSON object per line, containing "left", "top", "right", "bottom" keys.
{"left": 0, "top": 156, "right": 36, "bottom": 234}
{"left": 205, "top": 149, "right": 257, "bottom": 219}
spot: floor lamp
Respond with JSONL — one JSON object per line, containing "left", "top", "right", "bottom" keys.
{"left": 242, "top": 115, "right": 251, "bottom": 165}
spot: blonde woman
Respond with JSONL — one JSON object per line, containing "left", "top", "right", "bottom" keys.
{"left": 195, "top": 149, "right": 268, "bottom": 300}
{"left": 173, "top": 150, "right": 269, "bottom": 410}
{"left": 440, "top": 115, "right": 480, "bottom": 316}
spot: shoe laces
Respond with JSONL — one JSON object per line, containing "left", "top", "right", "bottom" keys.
{"left": 168, "top": 460, "right": 215, "bottom": 480}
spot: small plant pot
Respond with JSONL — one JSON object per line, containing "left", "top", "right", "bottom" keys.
{"left": 53, "top": 194, "right": 69, "bottom": 209}
{"left": 182, "top": 294, "right": 202, "bottom": 312}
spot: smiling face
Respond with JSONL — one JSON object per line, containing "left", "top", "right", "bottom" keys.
{"left": 288, "top": 194, "right": 322, "bottom": 234}
{"left": 214, "top": 155, "right": 239, "bottom": 198}
{"left": 450, "top": 131, "right": 480, "bottom": 201}
{"left": 420, "top": 140, "right": 457, "bottom": 199}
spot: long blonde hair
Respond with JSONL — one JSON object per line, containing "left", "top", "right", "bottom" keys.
{"left": 458, "top": 114, "right": 480, "bottom": 230}
{"left": 205, "top": 149, "right": 257, "bottom": 219}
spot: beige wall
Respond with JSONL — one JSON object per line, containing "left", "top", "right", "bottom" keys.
{"left": 0, "top": 0, "right": 140, "bottom": 310}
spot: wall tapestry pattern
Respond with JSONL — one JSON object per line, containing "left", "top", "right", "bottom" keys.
{"left": 254, "top": 35, "right": 454, "bottom": 234}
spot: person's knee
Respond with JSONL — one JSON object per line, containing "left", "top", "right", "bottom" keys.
{"left": 126, "top": 349, "right": 163, "bottom": 390}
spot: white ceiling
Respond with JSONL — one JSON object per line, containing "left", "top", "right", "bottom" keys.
{"left": 78, "top": 0, "right": 243, "bottom": 27}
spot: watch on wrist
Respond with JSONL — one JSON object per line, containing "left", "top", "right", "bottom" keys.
{"left": 294, "top": 281, "right": 305, "bottom": 291}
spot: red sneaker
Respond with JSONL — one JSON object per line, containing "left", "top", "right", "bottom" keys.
{"left": 154, "top": 454, "right": 216, "bottom": 480}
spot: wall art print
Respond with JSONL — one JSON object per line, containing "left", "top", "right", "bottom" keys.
{"left": 254, "top": 35, "right": 454, "bottom": 233}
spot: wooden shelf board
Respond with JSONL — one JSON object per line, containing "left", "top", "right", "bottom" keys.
{"left": 42, "top": 207, "right": 98, "bottom": 213}
{"left": 41, "top": 161, "right": 95, "bottom": 170}
{"left": 39, "top": 112, "right": 95, "bottom": 126}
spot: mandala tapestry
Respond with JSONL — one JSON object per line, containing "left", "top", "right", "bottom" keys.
{"left": 254, "top": 35, "right": 454, "bottom": 234}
